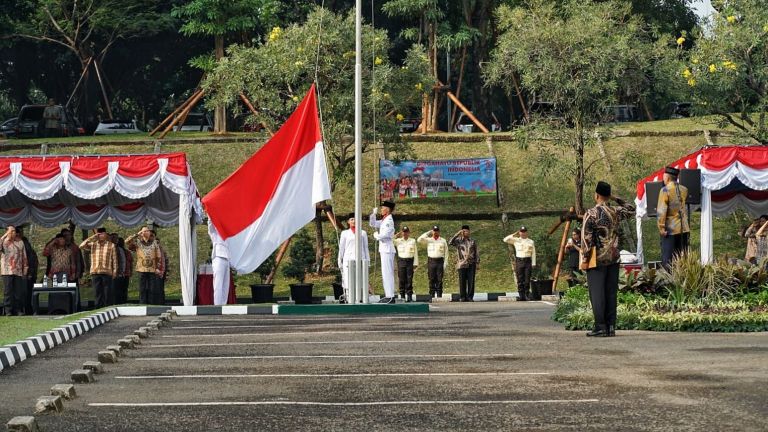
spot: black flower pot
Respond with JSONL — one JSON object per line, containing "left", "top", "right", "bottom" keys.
{"left": 332, "top": 282, "right": 343, "bottom": 300}
{"left": 250, "top": 284, "right": 275, "bottom": 303}
{"left": 530, "top": 279, "right": 554, "bottom": 300}
{"left": 290, "top": 283, "right": 314, "bottom": 304}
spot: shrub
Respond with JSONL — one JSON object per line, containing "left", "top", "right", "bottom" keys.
{"left": 254, "top": 251, "right": 277, "bottom": 284}
{"left": 552, "top": 283, "right": 768, "bottom": 332}
{"left": 282, "top": 231, "right": 316, "bottom": 284}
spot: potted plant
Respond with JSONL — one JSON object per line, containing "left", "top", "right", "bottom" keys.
{"left": 250, "top": 252, "right": 277, "bottom": 303}
{"left": 331, "top": 268, "right": 344, "bottom": 300}
{"left": 282, "top": 230, "right": 316, "bottom": 304}
{"left": 530, "top": 235, "right": 556, "bottom": 300}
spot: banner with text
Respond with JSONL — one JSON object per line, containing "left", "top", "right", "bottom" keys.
{"left": 379, "top": 158, "right": 497, "bottom": 201}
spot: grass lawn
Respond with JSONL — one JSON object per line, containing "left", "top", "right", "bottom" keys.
{"left": 0, "top": 308, "right": 110, "bottom": 346}
{"left": 0, "top": 117, "right": 757, "bottom": 304}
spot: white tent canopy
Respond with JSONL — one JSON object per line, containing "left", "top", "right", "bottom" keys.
{"left": 0, "top": 153, "right": 202, "bottom": 305}
{"left": 634, "top": 145, "right": 768, "bottom": 264}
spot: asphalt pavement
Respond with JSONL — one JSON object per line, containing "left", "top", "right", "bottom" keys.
{"left": 1, "top": 303, "right": 767, "bottom": 431}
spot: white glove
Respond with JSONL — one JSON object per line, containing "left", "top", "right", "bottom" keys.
{"left": 373, "top": 232, "right": 380, "bottom": 240}
{"left": 371, "top": 207, "right": 378, "bottom": 215}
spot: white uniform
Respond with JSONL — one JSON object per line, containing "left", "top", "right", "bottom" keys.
{"left": 208, "top": 222, "right": 230, "bottom": 306}
{"left": 370, "top": 212, "right": 396, "bottom": 298}
{"left": 337, "top": 228, "right": 370, "bottom": 299}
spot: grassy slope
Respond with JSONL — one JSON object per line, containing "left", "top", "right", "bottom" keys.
{"left": 0, "top": 122, "right": 753, "bottom": 302}
{"left": 0, "top": 309, "right": 109, "bottom": 346}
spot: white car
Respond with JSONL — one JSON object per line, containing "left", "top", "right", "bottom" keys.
{"left": 173, "top": 113, "right": 213, "bottom": 132}
{"left": 94, "top": 119, "right": 142, "bottom": 135}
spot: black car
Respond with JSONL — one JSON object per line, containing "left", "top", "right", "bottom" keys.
{"left": 0, "top": 117, "right": 17, "bottom": 138}
{"left": 15, "top": 104, "right": 84, "bottom": 138}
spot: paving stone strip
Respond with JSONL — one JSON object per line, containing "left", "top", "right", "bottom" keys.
{"left": 6, "top": 416, "right": 40, "bottom": 432}
{"left": 0, "top": 309, "right": 119, "bottom": 373}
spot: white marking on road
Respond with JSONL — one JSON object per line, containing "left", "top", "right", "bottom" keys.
{"left": 144, "top": 339, "right": 486, "bottom": 348}
{"left": 89, "top": 399, "right": 599, "bottom": 407}
{"left": 135, "top": 354, "right": 516, "bottom": 361}
{"left": 176, "top": 317, "right": 432, "bottom": 322}
{"left": 115, "top": 372, "right": 549, "bottom": 379}
{"left": 161, "top": 329, "right": 454, "bottom": 338}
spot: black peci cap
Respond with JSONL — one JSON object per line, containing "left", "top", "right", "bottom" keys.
{"left": 595, "top": 181, "right": 611, "bottom": 197}
{"left": 382, "top": 200, "right": 395, "bottom": 210}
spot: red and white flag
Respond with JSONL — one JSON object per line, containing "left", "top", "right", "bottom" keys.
{"left": 203, "top": 84, "right": 331, "bottom": 273}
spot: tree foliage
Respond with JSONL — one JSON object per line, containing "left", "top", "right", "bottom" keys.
{"left": 679, "top": 0, "right": 768, "bottom": 144}
{"left": 172, "top": 0, "right": 280, "bottom": 38}
{"left": 204, "top": 7, "right": 431, "bottom": 189}
{"left": 282, "top": 230, "right": 316, "bottom": 283}
{"left": 486, "top": 0, "right": 654, "bottom": 212}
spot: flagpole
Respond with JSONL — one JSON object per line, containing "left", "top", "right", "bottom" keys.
{"left": 354, "top": 0, "right": 364, "bottom": 304}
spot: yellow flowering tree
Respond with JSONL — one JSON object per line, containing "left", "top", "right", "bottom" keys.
{"left": 485, "top": 0, "right": 653, "bottom": 213}
{"left": 681, "top": 0, "right": 768, "bottom": 144}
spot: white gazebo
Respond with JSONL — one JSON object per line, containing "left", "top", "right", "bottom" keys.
{"left": 0, "top": 153, "right": 202, "bottom": 305}
{"left": 634, "top": 145, "right": 768, "bottom": 264}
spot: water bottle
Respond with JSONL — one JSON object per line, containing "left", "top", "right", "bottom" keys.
{"left": 43, "top": 274, "right": 48, "bottom": 287}
{"left": 62, "top": 273, "right": 67, "bottom": 287}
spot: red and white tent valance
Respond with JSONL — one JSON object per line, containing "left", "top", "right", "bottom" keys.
{"left": 0, "top": 153, "right": 202, "bottom": 305}
{"left": 634, "top": 145, "right": 768, "bottom": 263}
{"left": 0, "top": 153, "right": 200, "bottom": 228}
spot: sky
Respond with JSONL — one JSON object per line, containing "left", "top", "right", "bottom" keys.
{"left": 690, "top": 0, "right": 716, "bottom": 20}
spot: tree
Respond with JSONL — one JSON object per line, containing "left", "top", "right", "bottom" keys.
{"left": 679, "top": 0, "right": 768, "bottom": 144}
{"left": 172, "top": 0, "right": 281, "bottom": 133}
{"left": 5, "top": 0, "right": 173, "bottom": 119}
{"left": 204, "top": 7, "right": 430, "bottom": 272}
{"left": 486, "top": 0, "right": 652, "bottom": 213}
{"left": 282, "top": 230, "right": 315, "bottom": 284}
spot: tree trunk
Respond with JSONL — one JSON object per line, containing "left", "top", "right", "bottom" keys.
{"left": 468, "top": 0, "right": 495, "bottom": 126}
{"left": 427, "top": 22, "right": 438, "bottom": 132}
{"left": 214, "top": 35, "right": 226, "bottom": 133}
{"left": 574, "top": 124, "right": 586, "bottom": 215}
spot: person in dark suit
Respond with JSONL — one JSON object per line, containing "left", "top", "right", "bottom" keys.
{"left": 581, "top": 181, "right": 635, "bottom": 337}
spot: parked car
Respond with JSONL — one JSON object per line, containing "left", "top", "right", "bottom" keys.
{"left": 667, "top": 102, "right": 692, "bottom": 119}
{"left": 94, "top": 119, "right": 142, "bottom": 135}
{"left": 0, "top": 118, "right": 17, "bottom": 138}
{"left": 14, "top": 104, "right": 84, "bottom": 138}
{"left": 605, "top": 105, "right": 641, "bottom": 122}
{"left": 454, "top": 112, "right": 502, "bottom": 132}
{"left": 398, "top": 117, "right": 422, "bottom": 133}
{"left": 173, "top": 112, "right": 213, "bottom": 132}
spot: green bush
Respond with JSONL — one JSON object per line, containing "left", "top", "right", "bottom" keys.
{"left": 281, "top": 231, "right": 316, "bottom": 284}
{"left": 553, "top": 283, "right": 768, "bottom": 332}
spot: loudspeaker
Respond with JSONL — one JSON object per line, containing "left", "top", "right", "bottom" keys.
{"left": 679, "top": 169, "right": 701, "bottom": 205}
{"left": 645, "top": 181, "right": 664, "bottom": 217}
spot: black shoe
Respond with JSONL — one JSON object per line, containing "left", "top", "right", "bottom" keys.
{"left": 386, "top": 297, "right": 396, "bottom": 304}
{"left": 586, "top": 326, "right": 608, "bottom": 337}
{"left": 377, "top": 297, "right": 388, "bottom": 303}
{"left": 607, "top": 325, "right": 616, "bottom": 337}
{"left": 467, "top": 298, "right": 474, "bottom": 302}
{"left": 459, "top": 298, "right": 467, "bottom": 302}
{"left": 407, "top": 294, "right": 413, "bottom": 302}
